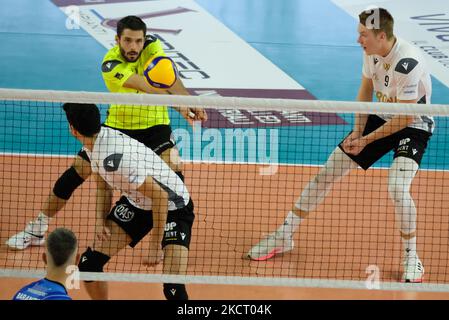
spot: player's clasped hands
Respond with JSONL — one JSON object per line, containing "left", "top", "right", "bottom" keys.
{"left": 342, "top": 132, "right": 368, "bottom": 156}
{"left": 179, "top": 107, "right": 208, "bottom": 126}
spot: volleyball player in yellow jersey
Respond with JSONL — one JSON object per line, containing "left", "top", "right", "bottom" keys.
{"left": 100, "top": 16, "right": 206, "bottom": 175}
{"left": 102, "top": 20, "right": 175, "bottom": 131}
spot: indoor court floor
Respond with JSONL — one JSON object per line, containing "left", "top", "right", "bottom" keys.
{"left": 1, "top": 0, "right": 449, "bottom": 299}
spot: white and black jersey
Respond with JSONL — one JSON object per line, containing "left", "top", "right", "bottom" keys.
{"left": 362, "top": 37, "right": 434, "bottom": 133}
{"left": 90, "top": 127, "right": 190, "bottom": 211}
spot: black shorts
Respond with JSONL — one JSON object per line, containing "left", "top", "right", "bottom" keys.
{"left": 162, "top": 199, "right": 195, "bottom": 248}
{"left": 76, "top": 124, "right": 175, "bottom": 163}
{"left": 338, "top": 115, "right": 432, "bottom": 170}
{"left": 105, "top": 124, "right": 175, "bottom": 155}
{"left": 106, "top": 196, "right": 195, "bottom": 248}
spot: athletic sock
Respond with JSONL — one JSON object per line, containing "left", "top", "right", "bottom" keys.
{"left": 276, "top": 211, "right": 302, "bottom": 238}
{"left": 27, "top": 212, "right": 50, "bottom": 235}
{"left": 403, "top": 236, "right": 417, "bottom": 260}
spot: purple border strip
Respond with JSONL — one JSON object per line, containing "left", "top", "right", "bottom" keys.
{"left": 188, "top": 88, "right": 347, "bottom": 128}
{"left": 51, "top": 0, "right": 150, "bottom": 7}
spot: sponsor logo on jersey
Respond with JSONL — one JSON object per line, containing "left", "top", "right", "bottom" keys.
{"left": 101, "top": 60, "right": 121, "bottom": 72}
{"left": 113, "top": 203, "right": 135, "bottom": 222}
{"left": 103, "top": 153, "right": 123, "bottom": 172}
{"left": 375, "top": 91, "right": 397, "bottom": 103}
{"left": 395, "top": 58, "right": 419, "bottom": 74}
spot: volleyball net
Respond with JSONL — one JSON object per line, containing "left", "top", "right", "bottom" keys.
{"left": 1, "top": 88, "right": 449, "bottom": 292}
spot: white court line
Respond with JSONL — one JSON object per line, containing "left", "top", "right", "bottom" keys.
{"left": 1, "top": 151, "right": 448, "bottom": 173}
{"left": 1, "top": 268, "right": 448, "bottom": 293}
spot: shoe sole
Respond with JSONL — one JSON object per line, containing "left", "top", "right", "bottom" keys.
{"left": 401, "top": 278, "right": 424, "bottom": 283}
{"left": 6, "top": 238, "right": 45, "bottom": 250}
{"left": 247, "top": 246, "right": 293, "bottom": 261}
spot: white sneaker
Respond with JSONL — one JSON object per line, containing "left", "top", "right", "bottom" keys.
{"left": 6, "top": 220, "right": 48, "bottom": 250}
{"left": 247, "top": 231, "right": 294, "bottom": 261}
{"left": 402, "top": 255, "right": 424, "bottom": 283}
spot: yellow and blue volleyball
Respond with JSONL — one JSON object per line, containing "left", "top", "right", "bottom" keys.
{"left": 143, "top": 56, "right": 178, "bottom": 89}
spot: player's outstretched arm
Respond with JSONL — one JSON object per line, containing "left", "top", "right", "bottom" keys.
{"left": 342, "top": 75, "right": 373, "bottom": 152}
{"left": 123, "top": 74, "right": 168, "bottom": 94}
{"left": 168, "top": 78, "right": 208, "bottom": 124}
{"left": 355, "top": 75, "right": 374, "bottom": 129}
{"left": 362, "top": 98, "right": 417, "bottom": 144}
{"left": 345, "top": 98, "right": 417, "bottom": 156}
{"left": 167, "top": 76, "right": 189, "bottom": 96}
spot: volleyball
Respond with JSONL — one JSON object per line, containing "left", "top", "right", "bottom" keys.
{"left": 143, "top": 56, "right": 178, "bottom": 89}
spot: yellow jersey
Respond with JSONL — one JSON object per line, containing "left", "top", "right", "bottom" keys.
{"left": 101, "top": 37, "right": 170, "bottom": 129}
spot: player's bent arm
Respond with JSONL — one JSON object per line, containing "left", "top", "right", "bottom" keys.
{"left": 125, "top": 72, "right": 207, "bottom": 122}
{"left": 168, "top": 78, "right": 208, "bottom": 122}
{"left": 123, "top": 74, "right": 168, "bottom": 95}
{"left": 136, "top": 177, "right": 168, "bottom": 242}
{"left": 362, "top": 98, "right": 417, "bottom": 144}
{"left": 166, "top": 78, "right": 195, "bottom": 115}
{"left": 357, "top": 75, "right": 374, "bottom": 102}
{"left": 354, "top": 75, "right": 374, "bottom": 134}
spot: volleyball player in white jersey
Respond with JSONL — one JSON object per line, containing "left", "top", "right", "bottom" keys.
{"left": 63, "top": 103, "right": 194, "bottom": 300}
{"left": 248, "top": 7, "right": 433, "bottom": 283}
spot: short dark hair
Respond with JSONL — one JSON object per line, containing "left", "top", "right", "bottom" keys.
{"left": 117, "top": 15, "right": 147, "bottom": 37}
{"left": 63, "top": 103, "right": 101, "bottom": 137}
{"left": 359, "top": 7, "right": 394, "bottom": 40}
{"left": 46, "top": 228, "right": 78, "bottom": 267}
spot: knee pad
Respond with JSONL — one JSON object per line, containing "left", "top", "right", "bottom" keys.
{"left": 388, "top": 157, "right": 418, "bottom": 202}
{"left": 78, "top": 247, "right": 111, "bottom": 281}
{"left": 163, "top": 283, "right": 188, "bottom": 300}
{"left": 53, "top": 166, "right": 85, "bottom": 200}
{"left": 388, "top": 157, "right": 418, "bottom": 235}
